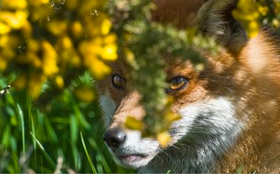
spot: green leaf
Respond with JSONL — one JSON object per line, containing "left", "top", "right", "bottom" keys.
{"left": 80, "top": 132, "right": 97, "bottom": 174}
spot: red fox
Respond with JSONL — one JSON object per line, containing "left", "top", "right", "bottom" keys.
{"left": 97, "top": 0, "right": 280, "bottom": 173}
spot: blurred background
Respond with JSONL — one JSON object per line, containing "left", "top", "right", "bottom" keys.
{"left": 0, "top": 0, "right": 132, "bottom": 173}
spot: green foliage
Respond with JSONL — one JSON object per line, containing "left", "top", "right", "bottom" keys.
{"left": 0, "top": 74, "right": 133, "bottom": 173}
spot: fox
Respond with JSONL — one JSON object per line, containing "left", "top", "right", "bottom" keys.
{"left": 97, "top": 0, "right": 280, "bottom": 173}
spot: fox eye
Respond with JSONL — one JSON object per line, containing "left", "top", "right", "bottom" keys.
{"left": 112, "top": 74, "right": 125, "bottom": 89}
{"left": 168, "top": 77, "right": 188, "bottom": 92}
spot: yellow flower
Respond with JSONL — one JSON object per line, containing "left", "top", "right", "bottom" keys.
{"left": 27, "top": 39, "right": 40, "bottom": 52}
{"left": 258, "top": 5, "right": 268, "bottom": 16}
{"left": 71, "top": 21, "right": 83, "bottom": 38}
{"left": 0, "top": 10, "right": 29, "bottom": 29}
{"left": 79, "top": 36, "right": 117, "bottom": 62}
{"left": 104, "top": 34, "right": 117, "bottom": 44}
{"left": 27, "top": 73, "right": 46, "bottom": 99}
{"left": 21, "top": 21, "right": 32, "bottom": 38}
{"left": 157, "top": 131, "right": 171, "bottom": 148}
{"left": 54, "top": 75, "right": 64, "bottom": 89}
{"left": 164, "top": 111, "right": 181, "bottom": 122}
{"left": 74, "top": 86, "right": 95, "bottom": 102}
{"left": 38, "top": 0, "right": 50, "bottom": 4}
{"left": 84, "top": 55, "right": 111, "bottom": 79}
{"left": 28, "top": 0, "right": 50, "bottom": 6}
{"left": 232, "top": 0, "right": 260, "bottom": 38}
{"left": 46, "top": 20, "right": 68, "bottom": 36}
{"left": 2, "top": 0, "right": 27, "bottom": 9}
{"left": 247, "top": 21, "right": 260, "bottom": 38}
{"left": 41, "top": 41, "right": 59, "bottom": 76}
{"left": 69, "top": 52, "right": 81, "bottom": 67}
{"left": 125, "top": 116, "right": 144, "bottom": 130}
{"left": 272, "top": 19, "right": 280, "bottom": 28}
{"left": 0, "top": 57, "right": 8, "bottom": 71}
{"left": 61, "top": 37, "right": 72, "bottom": 49}
{"left": 0, "top": 35, "right": 9, "bottom": 47}
{"left": 0, "top": 22, "right": 11, "bottom": 35}
{"left": 101, "top": 18, "right": 112, "bottom": 35}
{"left": 101, "top": 43, "right": 118, "bottom": 61}
{"left": 79, "top": 39, "right": 102, "bottom": 56}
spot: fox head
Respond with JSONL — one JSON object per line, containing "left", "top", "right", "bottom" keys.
{"left": 97, "top": 0, "right": 280, "bottom": 173}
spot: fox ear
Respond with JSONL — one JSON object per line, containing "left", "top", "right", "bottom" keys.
{"left": 152, "top": 0, "right": 247, "bottom": 53}
{"left": 195, "top": 0, "right": 247, "bottom": 53}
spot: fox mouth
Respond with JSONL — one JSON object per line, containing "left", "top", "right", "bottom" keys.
{"left": 114, "top": 152, "right": 154, "bottom": 168}
{"left": 118, "top": 153, "right": 148, "bottom": 163}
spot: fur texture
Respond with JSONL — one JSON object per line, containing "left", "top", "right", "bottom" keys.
{"left": 97, "top": 0, "right": 280, "bottom": 173}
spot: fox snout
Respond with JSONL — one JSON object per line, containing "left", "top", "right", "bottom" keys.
{"left": 103, "top": 128, "right": 127, "bottom": 149}
{"left": 99, "top": 90, "right": 162, "bottom": 169}
{"left": 101, "top": 91, "right": 147, "bottom": 151}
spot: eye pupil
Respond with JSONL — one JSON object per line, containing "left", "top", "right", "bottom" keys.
{"left": 114, "top": 76, "right": 121, "bottom": 85}
{"left": 112, "top": 74, "right": 125, "bottom": 89}
{"left": 169, "top": 77, "right": 188, "bottom": 91}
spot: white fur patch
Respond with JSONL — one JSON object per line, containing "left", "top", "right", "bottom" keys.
{"left": 114, "top": 130, "right": 160, "bottom": 168}
{"left": 99, "top": 94, "right": 116, "bottom": 126}
{"left": 101, "top": 95, "right": 244, "bottom": 173}
{"left": 140, "top": 97, "right": 244, "bottom": 173}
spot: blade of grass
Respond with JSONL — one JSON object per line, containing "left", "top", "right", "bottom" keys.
{"left": 88, "top": 138, "right": 111, "bottom": 173}
{"left": 30, "top": 115, "right": 36, "bottom": 149}
{"left": 27, "top": 96, "right": 36, "bottom": 150}
{"left": 44, "top": 116, "right": 58, "bottom": 143}
{"left": 70, "top": 114, "right": 78, "bottom": 143}
{"left": 1, "top": 126, "right": 10, "bottom": 147}
{"left": 30, "top": 132, "right": 56, "bottom": 169}
{"left": 71, "top": 142, "right": 81, "bottom": 171}
{"left": 74, "top": 106, "right": 90, "bottom": 129}
{"left": 17, "top": 104, "right": 25, "bottom": 156}
{"left": 80, "top": 132, "right": 97, "bottom": 174}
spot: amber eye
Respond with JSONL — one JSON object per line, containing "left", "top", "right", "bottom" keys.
{"left": 168, "top": 77, "right": 188, "bottom": 92}
{"left": 112, "top": 74, "right": 125, "bottom": 89}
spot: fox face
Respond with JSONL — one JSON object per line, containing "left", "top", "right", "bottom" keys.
{"left": 97, "top": 0, "right": 280, "bottom": 173}
{"left": 97, "top": 54, "right": 246, "bottom": 172}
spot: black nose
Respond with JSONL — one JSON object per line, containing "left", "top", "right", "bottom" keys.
{"left": 103, "top": 128, "right": 126, "bottom": 149}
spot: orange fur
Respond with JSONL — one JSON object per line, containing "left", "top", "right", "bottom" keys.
{"left": 97, "top": 0, "right": 280, "bottom": 172}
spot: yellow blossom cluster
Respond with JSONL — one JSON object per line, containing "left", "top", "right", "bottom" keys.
{"left": 232, "top": 0, "right": 260, "bottom": 38}
{"left": 0, "top": 0, "right": 117, "bottom": 99}
{"left": 233, "top": 0, "right": 280, "bottom": 38}
{"left": 273, "top": 1, "right": 280, "bottom": 28}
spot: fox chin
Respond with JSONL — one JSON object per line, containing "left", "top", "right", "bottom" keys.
{"left": 97, "top": 0, "right": 280, "bottom": 173}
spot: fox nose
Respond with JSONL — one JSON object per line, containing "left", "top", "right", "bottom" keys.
{"left": 103, "top": 128, "right": 126, "bottom": 149}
